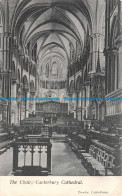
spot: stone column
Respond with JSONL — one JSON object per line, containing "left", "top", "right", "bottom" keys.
{"left": 118, "top": 1, "right": 122, "bottom": 89}
{"left": 86, "top": 85, "right": 90, "bottom": 119}
{"left": 90, "top": 34, "right": 103, "bottom": 72}
{"left": 26, "top": 91, "right": 30, "bottom": 118}
{"left": 73, "top": 91, "right": 77, "bottom": 119}
{"left": 33, "top": 96, "right": 36, "bottom": 115}
{"left": 47, "top": 143, "right": 52, "bottom": 173}
{"left": 82, "top": 86, "right": 86, "bottom": 120}
{"left": 77, "top": 91, "right": 82, "bottom": 121}
{"left": 29, "top": 92, "right": 34, "bottom": 114}
{"left": 118, "top": 44, "right": 122, "bottom": 89}
{"left": 81, "top": 87, "right": 83, "bottom": 121}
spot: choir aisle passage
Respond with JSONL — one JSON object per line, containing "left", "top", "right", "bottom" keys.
{"left": 52, "top": 141, "right": 89, "bottom": 176}
{"left": 0, "top": 141, "right": 88, "bottom": 176}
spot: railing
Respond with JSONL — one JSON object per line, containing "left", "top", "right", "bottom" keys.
{"left": 13, "top": 138, "right": 52, "bottom": 176}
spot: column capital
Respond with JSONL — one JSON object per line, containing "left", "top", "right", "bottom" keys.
{"left": 90, "top": 33, "right": 104, "bottom": 39}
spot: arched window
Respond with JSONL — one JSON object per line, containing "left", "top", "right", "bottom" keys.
{"left": 23, "top": 75, "right": 28, "bottom": 90}
{"left": 46, "top": 63, "right": 49, "bottom": 78}
{"left": 17, "top": 69, "right": 20, "bottom": 83}
{"left": 30, "top": 80, "right": 35, "bottom": 92}
{"left": 69, "top": 80, "right": 74, "bottom": 94}
{"left": 51, "top": 62, "right": 58, "bottom": 75}
{"left": 0, "top": 8, "right": 3, "bottom": 48}
{"left": 26, "top": 61, "right": 28, "bottom": 72}
{"left": 109, "top": 16, "right": 119, "bottom": 92}
{"left": 0, "top": 13, "right": 1, "bottom": 25}
{"left": 76, "top": 76, "right": 81, "bottom": 90}
{"left": 40, "top": 80, "right": 42, "bottom": 88}
{"left": 84, "top": 69, "right": 88, "bottom": 83}
{"left": 0, "top": 60, "right": 2, "bottom": 72}
{"left": 0, "top": 37, "right": 1, "bottom": 49}
{"left": 0, "top": 8, "right": 3, "bottom": 28}
{"left": 11, "top": 61, "right": 16, "bottom": 76}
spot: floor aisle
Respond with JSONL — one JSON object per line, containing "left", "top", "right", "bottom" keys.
{"left": 52, "top": 141, "right": 89, "bottom": 176}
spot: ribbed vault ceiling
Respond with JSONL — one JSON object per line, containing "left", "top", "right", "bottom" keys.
{"left": 10, "top": 0, "right": 93, "bottom": 75}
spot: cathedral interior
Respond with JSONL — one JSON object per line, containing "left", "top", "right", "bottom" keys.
{"left": 0, "top": 0, "right": 122, "bottom": 176}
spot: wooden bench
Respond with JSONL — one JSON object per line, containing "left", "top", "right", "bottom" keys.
{"left": 81, "top": 145, "right": 95, "bottom": 165}
{"left": 71, "top": 142, "right": 78, "bottom": 153}
{"left": 87, "top": 157, "right": 113, "bottom": 176}
{"left": 80, "top": 144, "right": 114, "bottom": 176}
{"left": 81, "top": 153, "right": 93, "bottom": 167}
{"left": 77, "top": 149, "right": 86, "bottom": 159}
{"left": 67, "top": 138, "right": 72, "bottom": 146}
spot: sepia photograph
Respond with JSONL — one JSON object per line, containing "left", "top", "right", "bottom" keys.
{"left": 0, "top": 0, "right": 122, "bottom": 179}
